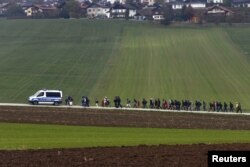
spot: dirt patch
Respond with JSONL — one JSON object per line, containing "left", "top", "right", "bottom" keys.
{"left": 0, "top": 106, "right": 250, "bottom": 130}
{"left": 1, "top": 106, "right": 250, "bottom": 166}
{"left": 0, "top": 144, "right": 250, "bottom": 167}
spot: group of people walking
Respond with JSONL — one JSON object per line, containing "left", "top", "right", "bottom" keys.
{"left": 65, "top": 96, "right": 243, "bottom": 113}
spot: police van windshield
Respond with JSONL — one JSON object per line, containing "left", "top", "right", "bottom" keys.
{"left": 37, "top": 92, "right": 44, "bottom": 97}
{"left": 33, "top": 91, "right": 43, "bottom": 97}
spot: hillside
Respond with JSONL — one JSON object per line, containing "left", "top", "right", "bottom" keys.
{"left": 0, "top": 19, "right": 249, "bottom": 110}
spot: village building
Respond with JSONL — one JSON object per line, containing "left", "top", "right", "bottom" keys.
{"left": 134, "top": 6, "right": 164, "bottom": 20}
{"left": 109, "top": 3, "right": 137, "bottom": 19}
{"left": 206, "top": 5, "right": 234, "bottom": 16}
{"left": 171, "top": 2, "right": 185, "bottom": 10}
{"left": 87, "top": 3, "right": 110, "bottom": 18}
{"left": 23, "top": 4, "right": 57, "bottom": 17}
{"left": 171, "top": 1, "right": 206, "bottom": 10}
{"left": 140, "top": 0, "right": 156, "bottom": 6}
{"left": 0, "top": 3, "right": 9, "bottom": 16}
{"left": 207, "top": 0, "right": 224, "bottom": 4}
{"left": 188, "top": 1, "right": 206, "bottom": 9}
{"left": 106, "top": 0, "right": 126, "bottom": 4}
{"left": 232, "top": 0, "right": 250, "bottom": 7}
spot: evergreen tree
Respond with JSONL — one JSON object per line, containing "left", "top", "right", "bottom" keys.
{"left": 223, "top": 0, "right": 232, "bottom": 7}
{"left": 161, "top": 4, "right": 173, "bottom": 25}
{"left": 63, "top": 0, "right": 80, "bottom": 18}
{"left": 181, "top": 5, "right": 194, "bottom": 21}
{"left": 6, "top": 4, "right": 25, "bottom": 17}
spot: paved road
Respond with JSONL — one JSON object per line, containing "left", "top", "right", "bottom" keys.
{"left": 0, "top": 103, "right": 249, "bottom": 116}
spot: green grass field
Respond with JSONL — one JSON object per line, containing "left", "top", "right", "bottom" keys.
{"left": 0, "top": 19, "right": 249, "bottom": 109}
{"left": 0, "top": 123, "right": 250, "bottom": 150}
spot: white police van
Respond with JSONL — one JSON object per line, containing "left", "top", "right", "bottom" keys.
{"left": 28, "top": 89, "right": 63, "bottom": 105}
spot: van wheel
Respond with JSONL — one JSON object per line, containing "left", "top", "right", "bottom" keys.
{"left": 54, "top": 101, "right": 59, "bottom": 106}
{"left": 33, "top": 101, "right": 38, "bottom": 105}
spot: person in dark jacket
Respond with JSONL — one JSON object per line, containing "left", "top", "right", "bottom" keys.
{"left": 203, "top": 101, "right": 206, "bottom": 111}
{"left": 229, "top": 102, "right": 234, "bottom": 112}
{"left": 223, "top": 102, "right": 228, "bottom": 112}
{"left": 142, "top": 98, "right": 147, "bottom": 108}
{"left": 65, "top": 96, "right": 73, "bottom": 106}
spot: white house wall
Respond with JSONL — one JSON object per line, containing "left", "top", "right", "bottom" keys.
{"left": 172, "top": 4, "right": 184, "bottom": 10}
{"left": 141, "top": 0, "right": 155, "bottom": 6}
{"left": 25, "top": 8, "right": 33, "bottom": 16}
{"left": 129, "top": 10, "right": 136, "bottom": 17}
{"left": 190, "top": 3, "right": 206, "bottom": 8}
{"left": 87, "top": 8, "right": 110, "bottom": 18}
{"left": 207, "top": 9, "right": 225, "bottom": 14}
{"left": 207, "top": 0, "right": 223, "bottom": 3}
{"left": 106, "top": 0, "right": 126, "bottom": 4}
{"left": 153, "top": 15, "right": 164, "bottom": 20}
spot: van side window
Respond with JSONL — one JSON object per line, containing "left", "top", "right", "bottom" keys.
{"left": 37, "top": 92, "right": 44, "bottom": 97}
{"left": 46, "top": 92, "right": 60, "bottom": 97}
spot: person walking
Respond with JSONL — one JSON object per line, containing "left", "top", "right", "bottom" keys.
{"left": 223, "top": 102, "right": 228, "bottom": 112}
{"left": 95, "top": 98, "right": 99, "bottom": 107}
{"left": 117, "top": 96, "right": 122, "bottom": 108}
{"left": 229, "top": 102, "right": 234, "bottom": 112}
{"left": 126, "top": 98, "right": 131, "bottom": 108}
{"left": 65, "top": 96, "right": 73, "bottom": 106}
{"left": 142, "top": 98, "right": 147, "bottom": 108}
{"left": 203, "top": 101, "right": 206, "bottom": 111}
{"left": 236, "top": 102, "right": 242, "bottom": 113}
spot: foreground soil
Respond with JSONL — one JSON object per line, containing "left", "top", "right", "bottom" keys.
{"left": 0, "top": 106, "right": 250, "bottom": 166}
{"left": 1, "top": 144, "right": 250, "bottom": 167}
{"left": 0, "top": 106, "right": 250, "bottom": 130}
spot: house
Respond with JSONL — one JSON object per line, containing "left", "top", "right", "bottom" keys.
{"left": 151, "top": 6, "right": 165, "bottom": 20}
{"left": 106, "top": 0, "right": 126, "bottom": 4}
{"left": 43, "top": 0, "right": 60, "bottom": 7}
{"left": 24, "top": 4, "right": 57, "bottom": 17}
{"left": 206, "top": 5, "right": 234, "bottom": 16}
{"left": 140, "top": 0, "right": 156, "bottom": 6}
{"left": 134, "top": 6, "right": 154, "bottom": 20}
{"left": 21, "top": 2, "right": 34, "bottom": 16}
{"left": 188, "top": 2, "right": 206, "bottom": 9}
{"left": 87, "top": 3, "right": 110, "bottom": 18}
{"left": 207, "top": 0, "right": 224, "bottom": 4}
{"left": 165, "top": 0, "right": 178, "bottom": 3}
{"left": 171, "top": 1, "right": 206, "bottom": 10}
{"left": 171, "top": 2, "right": 185, "bottom": 10}
{"left": 0, "top": 3, "right": 9, "bottom": 16}
{"left": 109, "top": 3, "right": 137, "bottom": 19}
{"left": 134, "top": 6, "right": 164, "bottom": 20}
{"left": 232, "top": 0, "right": 250, "bottom": 7}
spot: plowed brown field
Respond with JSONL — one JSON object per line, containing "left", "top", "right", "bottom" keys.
{"left": 0, "top": 106, "right": 249, "bottom": 167}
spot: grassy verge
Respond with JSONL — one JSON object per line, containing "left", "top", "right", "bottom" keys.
{"left": 0, "top": 122, "right": 250, "bottom": 150}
